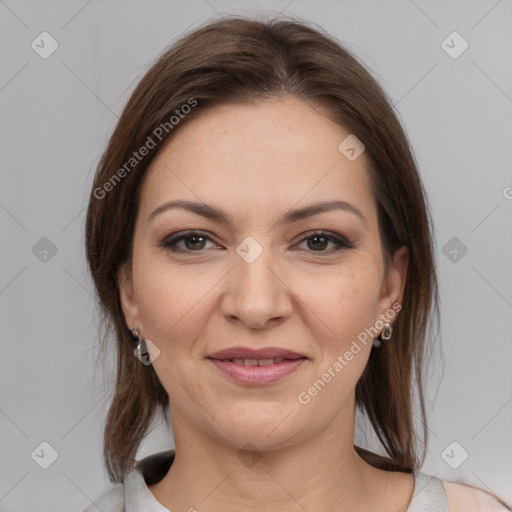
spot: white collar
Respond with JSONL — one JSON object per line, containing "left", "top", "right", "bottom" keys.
{"left": 124, "top": 464, "right": 171, "bottom": 512}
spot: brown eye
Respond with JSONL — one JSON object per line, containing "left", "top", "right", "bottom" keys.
{"left": 296, "top": 231, "right": 353, "bottom": 253}
{"left": 181, "top": 235, "right": 207, "bottom": 250}
{"left": 160, "top": 230, "right": 218, "bottom": 253}
{"left": 306, "top": 235, "right": 330, "bottom": 251}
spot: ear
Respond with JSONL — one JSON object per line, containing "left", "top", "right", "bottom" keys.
{"left": 377, "top": 245, "right": 408, "bottom": 320}
{"left": 117, "top": 262, "right": 142, "bottom": 330}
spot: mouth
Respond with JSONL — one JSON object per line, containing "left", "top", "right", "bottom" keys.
{"left": 207, "top": 346, "right": 308, "bottom": 386}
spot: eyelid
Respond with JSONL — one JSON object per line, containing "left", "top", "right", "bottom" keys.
{"left": 159, "top": 229, "right": 221, "bottom": 251}
{"left": 294, "top": 230, "right": 353, "bottom": 249}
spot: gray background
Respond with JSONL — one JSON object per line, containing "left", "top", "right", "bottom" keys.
{"left": 1, "top": 0, "right": 511, "bottom": 510}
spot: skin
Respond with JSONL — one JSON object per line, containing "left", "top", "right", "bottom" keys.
{"left": 118, "top": 95, "right": 413, "bottom": 512}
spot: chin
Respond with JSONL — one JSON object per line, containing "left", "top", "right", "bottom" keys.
{"left": 222, "top": 430, "right": 298, "bottom": 453}
{"left": 211, "top": 407, "right": 307, "bottom": 452}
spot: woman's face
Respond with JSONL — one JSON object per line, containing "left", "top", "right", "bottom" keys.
{"left": 119, "top": 96, "right": 407, "bottom": 451}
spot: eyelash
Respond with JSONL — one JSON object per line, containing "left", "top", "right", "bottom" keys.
{"left": 158, "top": 229, "right": 353, "bottom": 255}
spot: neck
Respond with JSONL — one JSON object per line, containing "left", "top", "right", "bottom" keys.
{"left": 147, "top": 405, "right": 410, "bottom": 512}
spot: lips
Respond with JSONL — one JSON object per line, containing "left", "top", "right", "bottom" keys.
{"left": 207, "top": 347, "right": 306, "bottom": 361}
{"left": 207, "top": 346, "right": 307, "bottom": 385}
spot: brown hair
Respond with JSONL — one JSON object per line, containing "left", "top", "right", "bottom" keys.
{"left": 85, "top": 14, "right": 439, "bottom": 483}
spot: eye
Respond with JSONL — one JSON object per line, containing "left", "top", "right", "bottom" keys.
{"left": 159, "top": 230, "right": 220, "bottom": 253}
{"left": 295, "top": 231, "right": 353, "bottom": 253}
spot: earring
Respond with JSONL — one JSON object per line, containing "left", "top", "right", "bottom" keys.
{"left": 372, "top": 322, "right": 392, "bottom": 348}
{"left": 129, "top": 326, "right": 153, "bottom": 365}
{"left": 381, "top": 322, "right": 392, "bottom": 341}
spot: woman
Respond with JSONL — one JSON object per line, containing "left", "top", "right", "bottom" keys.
{"left": 83, "top": 15, "right": 510, "bottom": 512}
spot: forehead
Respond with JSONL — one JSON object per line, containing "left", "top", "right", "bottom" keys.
{"left": 139, "top": 97, "right": 375, "bottom": 221}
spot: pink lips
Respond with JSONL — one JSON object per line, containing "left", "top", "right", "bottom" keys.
{"left": 207, "top": 346, "right": 307, "bottom": 386}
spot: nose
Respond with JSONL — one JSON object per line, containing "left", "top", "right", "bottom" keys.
{"left": 221, "top": 247, "right": 293, "bottom": 329}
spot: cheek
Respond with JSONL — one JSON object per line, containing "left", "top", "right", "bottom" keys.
{"left": 131, "top": 261, "right": 216, "bottom": 402}
{"left": 299, "top": 263, "right": 382, "bottom": 347}
{"left": 294, "top": 267, "right": 381, "bottom": 412}
{"left": 131, "top": 250, "right": 219, "bottom": 350}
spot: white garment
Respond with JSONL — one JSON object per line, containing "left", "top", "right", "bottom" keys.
{"left": 82, "top": 451, "right": 509, "bottom": 512}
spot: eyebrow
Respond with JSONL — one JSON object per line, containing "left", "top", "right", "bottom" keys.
{"left": 147, "top": 199, "right": 367, "bottom": 227}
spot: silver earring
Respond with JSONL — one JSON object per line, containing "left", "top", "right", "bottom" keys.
{"left": 373, "top": 322, "right": 392, "bottom": 348}
{"left": 129, "top": 326, "right": 152, "bottom": 365}
{"left": 381, "top": 322, "right": 392, "bottom": 341}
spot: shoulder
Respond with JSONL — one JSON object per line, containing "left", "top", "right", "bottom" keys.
{"left": 442, "top": 480, "right": 511, "bottom": 511}
{"left": 81, "top": 482, "right": 125, "bottom": 512}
